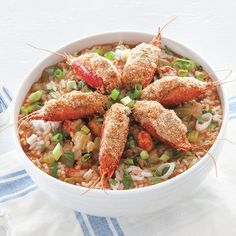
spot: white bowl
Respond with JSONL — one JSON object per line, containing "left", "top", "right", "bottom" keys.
{"left": 13, "top": 32, "right": 228, "bottom": 217}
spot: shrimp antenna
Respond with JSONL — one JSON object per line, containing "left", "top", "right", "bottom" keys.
{"left": 160, "top": 16, "right": 177, "bottom": 34}
{"left": 80, "top": 176, "right": 101, "bottom": 196}
{"left": 26, "top": 43, "right": 68, "bottom": 60}
{"left": 151, "top": 16, "right": 177, "bottom": 47}
{"left": 213, "top": 69, "right": 233, "bottom": 86}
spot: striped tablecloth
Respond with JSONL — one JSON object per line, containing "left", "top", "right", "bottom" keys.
{"left": 0, "top": 82, "right": 236, "bottom": 236}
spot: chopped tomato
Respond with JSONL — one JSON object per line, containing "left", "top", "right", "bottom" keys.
{"left": 67, "top": 168, "right": 81, "bottom": 177}
{"left": 137, "top": 130, "right": 153, "bottom": 151}
{"left": 63, "top": 120, "right": 74, "bottom": 134}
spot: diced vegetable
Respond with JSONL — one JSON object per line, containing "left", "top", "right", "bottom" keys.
{"left": 46, "top": 81, "right": 57, "bottom": 91}
{"left": 124, "top": 158, "right": 134, "bottom": 165}
{"left": 149, "top": 149, "right": 159, "bottom": 164}
{"left": 196, "top": 116, "right": 204, "bottom": 123}
{"left": 151, "top": 176, "right": 161, "bottom": 184}
{"left": 175, "top": 151, "right": 193, "bottom": 159}
{"left": 164, "top": 45, "right": 174, "bottom": 56}
{"left": 54, "top": 68, "right": 64, "bottom": 79}
{"left": 94, "top": 49, "right": 103, "bottom": 56}
{"left": 126, "top": 84, "right": 142, "bottom": 100}
{"left": 39, "top": 143, "right": 46, "bottom": 153}
{"left": 96, "top": 117, "right": 104, "bottom": 123}
{"left": 120, "top": 96, "right": 132, "bottom": 106}
{"left": 110, "top": 179, "right": 118, "bottom": 186}
{"left": 77, "top": 81, "right": 85, "bottom": 89}
{"left": 140, "top": 150, "right": 149, "bottom": 160}
{"left": 61, "top": 152, "right": 74, "bottom": 167}
{"left": 80, "top": 153, "right": 91, "bottom": 162}
{"left": 122, "top": 169, "right": 133, "bottom": 189}
{"left": 104, "top": 51, "right": 115, "bottom": 60}
{"left": 106, "top": 98, "right": 114, "bottom": 109}
{"left": 52, "top": 143, "right": 63, "bottom": 161}
{"left": 82, "top": 85, "right": 92, "bottom": 92}
{"left": 188, "top": 130, "right": 199, "bottom": 142}
{"left": 195, "top": 71, "right": 206, "bottom": 81}
{"left": 81, "top": 125, "right": 90, "bottom": 134}
{"left": 172, "top": 58, "right": 195, "bottom": 71}
{"left": 50, "top": 162, "right": 58, "bottom": 178}
{"left": 209, "top": 121, "right": 218, "bottom": 129}
{"left": 29, "top": 90, "right": 42, "bottom": 103}
{"left": 159, "top": 153, "right": 170, "bottom": 162}
{"left": 67, "top": 80, "right": 77, "bottom": 90}
{"left": 110, "top": 88, "right": 120, "bottom": 101}
{"left": 42, "top": 153, "right": 55, "bottom": 164}
{"left": 156, "top": 162, "right": 176, "bottom": 180}
{"left": 50, "top": 133, "right": 63, "bottom": 142}
{"left": 20, "top": 103, "right": 40, "bottom": 114}
{"left": 195, "top": 113, "right": 213, "bottom": 131}
{"left": 178, "top": 69, "right": 188, "bottom": 77}
{"left": 127, "top": 135, "right": 136, "bottom": 148}
{"left": 137, "top": 131, "right": 153, "bottom": 151}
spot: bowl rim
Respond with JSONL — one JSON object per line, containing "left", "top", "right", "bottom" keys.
{"left": 13, "top": 31, "right": 228, "bottom": 195}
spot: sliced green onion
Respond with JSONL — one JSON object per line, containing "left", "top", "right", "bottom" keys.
{"left": 172, "top": 58, "right": 195, "bottom": 71}
{"left": 110, "top": 179, "right": 118, "bottom": 186}
{"left": 164, "top": 45, "right": 173, "bottom": 56}
{"left": 123, "top": 158, "right": 134, "bottom": 165}
{"left": 52, "top": 143, "right": 63, "bottom": 161}
{"left": 209, "top": 121, "right": 218, "bottom": 129}
{"left": 126, "top": 84, "right": 142, "bottom": 100}
{"left": 122, "top": 169, "right": 133, "bottom": 189}
{"left": 39, "top": 143, "right": 46, "bottom": 153}
{"left": 151, "top": 176, "right": 161, "bottom": 184}
{"left": 50, "top": 133, "right": 63, "bottom": 142}
{"left": 45, "top": 67, "right": 55, "bottom": 75}
{"left": 82, "top": 85, "right": 92, "bottom": 92}
{"left": 178, "top": 69, "right": 188, "bottom": 77}
{"left": 175, "top": 151, "right": 193, "bottom": 159}
{"left": 94, "top": 49, "right": 103, "bottom": 56}
{"left": 106, "top": 98, "right": 114, "bottom": 109}
{"left": 120, "top": 96, "right": 133, "bottom": 106}
{"left": 29, "top": 90, "right": 42, "bottom": 103}
{"left": 80, "top": 153, "right": 91, "bottom": 162}
{"left": 195, "top": 71, "right": 206, "bottom": 82}
{"left": 77, "top": 81, "right": 85, "bottom": 89}
{"left": 96, "top": 117, "right": 104, "bottom": 123}
{"left": 62, "top": 152, "right": 74, "bottom": 167}
{"left": 50, "top": 162, "right": 58, "bottom": 178}
{"left": 188, "top": 130, "right": 199, "bottom": 143}
{"left": 155, "top": 168, "right": 162, "bottom": 176}
{"left": 140, "top": 150, "right": 149, "bottom": 160}
{"left": 104, "top": 51, "right": 115, "bottom": 60}
{"left": 54, "top": 68, "right": 64, "bottom": 79}
{"left": 128, "top": 135, "right": 136, "bottom": 148}
{"left": 67, "top": 80, "right": 77, "bottom": 90}
{"left": 110, "top": 88, "right": 120, "bottom": 101}
{"left": 20, "top": 103, "right": 40, "bottom": 114}
{"left": 159, "top": 153, "right": 170, "bottom": 162}
{"left": 81, "top": 125, "right": 90, "bottom": 134}
{"left": 196, "top": 115, "right": 204, "bottom": 123}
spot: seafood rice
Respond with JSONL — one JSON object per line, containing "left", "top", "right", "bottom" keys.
{"left": 18, "top": 34, "right": 222, "bottom": 190}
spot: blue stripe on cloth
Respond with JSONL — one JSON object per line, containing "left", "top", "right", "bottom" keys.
{"left": 0, "top": 185, "right": 38, "bottom": 203}
{"left": 0, "top": 170, "right": 26, "bottom": 181}
{"left": 2, "top": 86, "right": 12, "bottom": 101}
{"left": 110, "top": 218, "right": 125, "bottom": 236}
{"left": 0, "top": 175, "right": 34, "bottom": 197}
{"left": 74, "top": 212, "right": 91, "bottom": 236}
{"left": 87, "top": 215, "right": 113, "bottom": 236}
